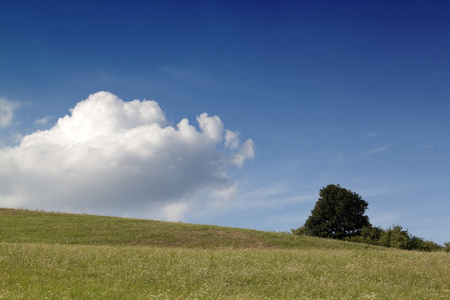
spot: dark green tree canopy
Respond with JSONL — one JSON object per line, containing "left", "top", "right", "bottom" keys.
{"left": 303, "top": 184, "right": 370, "bottom": 239}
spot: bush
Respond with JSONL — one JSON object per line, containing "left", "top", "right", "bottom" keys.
{"left": 347, "top": 224, "right": 443, "bottom": 251}
{"left": 444, "top": 242, "right": 450, "bottom": 253}
{"left": 291, "top": 226, "right": 307, "bottom": 236}
{"left": 347, "top": 225, "right": 383, "bottom": 245}
{"left": 379, "top": 225, "right": 411, "bottom": 250}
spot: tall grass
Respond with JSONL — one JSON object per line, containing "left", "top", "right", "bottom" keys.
{"left": 1, "top": 209, "right": 449, "bottom": 299}
{"left": 1, "top": 243, "right": 449, "bottom": 299}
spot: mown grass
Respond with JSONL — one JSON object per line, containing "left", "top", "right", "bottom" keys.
{"left": 1, "top": 208, "right": 449, "bottom": 299}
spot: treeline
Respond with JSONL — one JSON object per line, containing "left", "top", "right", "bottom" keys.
{"left": 347, "top": 225, "right": 448, "bottom": 251}
{"left": 294, "top": 224, "right": 449, "bottom": 252}
{"left": 292, "top": 184, "right": 449, "bottom": 252}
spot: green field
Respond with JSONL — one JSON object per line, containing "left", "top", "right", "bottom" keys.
{"left": 1, "top": 208, "right": 449, "bottom": 299}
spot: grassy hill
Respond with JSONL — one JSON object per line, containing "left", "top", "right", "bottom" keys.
{"left": 0, "top": 208, "right": 376, "bottom": 250}
{"left": 1, "top": 208, "right": 449, "bottom": 299}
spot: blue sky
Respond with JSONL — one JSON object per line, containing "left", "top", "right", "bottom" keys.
{"left": 1, "top": 0, "right": 449, "bottom": 245}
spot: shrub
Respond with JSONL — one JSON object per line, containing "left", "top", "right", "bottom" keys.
{"left": 444, "top": 242, "right": 450, "bottom": 253}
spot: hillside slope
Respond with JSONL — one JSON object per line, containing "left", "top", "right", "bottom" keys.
{"left": 0, "top": 208, "right": 376, "bottom": 250}
{"left": 1, "top": 208, "right": 449, "bottom": 299}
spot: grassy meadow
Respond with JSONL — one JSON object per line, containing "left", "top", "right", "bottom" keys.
{"left": 1, "top": 208, "right": 449, "bottom": 299}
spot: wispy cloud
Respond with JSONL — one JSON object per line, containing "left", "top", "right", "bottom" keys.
{"left": 334, "top": 145, "right": 389, "bottom": 163}
{"left": 301, "top": 144, "right": 388, "bottom": 165}
{"left": 0, "top": 97, "right": 19, "bottom": 128}
{"left": 358, "top": 145, "right": 389, "bottom": 158}
{"left": 238, "top": 180, "right": 315, "bottom": 210}
{"left": 363, "top": 132, "right": 378, "bottom": 139}
{"left": 34, "top": 115, "right": 52, "bottom": 125}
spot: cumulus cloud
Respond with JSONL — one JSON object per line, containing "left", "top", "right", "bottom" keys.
{"left": 225, "top": 130, "right": 240, "bottom": 150}
{"left": 0, "top": 97, "right": 19, "bottom": 128}
{"left": 0, "top": 91, "right": 254, "bottom": 220}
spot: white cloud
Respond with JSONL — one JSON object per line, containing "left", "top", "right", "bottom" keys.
{"left": 162, "top": 202, "right": 189, "bottom": 222}
{"left": 210, "top": 183, "right": 239, "bottom": 204}
{"left": 34, "top": 115, "right": 52, "bottom": 125}
{"left": 231, "top": 139, "right": 255, "bottom": 167}
{"left": 196, "top": 113, "right": 224, "bottom": 143}
{"left": 225, "top": 130, "right": 240, "bottom": 150}
{"left": 0, "top": 97, "right": 19, "bottom": 128}
{"left": 0, "top": 91, "right": 254, "bottom": 220}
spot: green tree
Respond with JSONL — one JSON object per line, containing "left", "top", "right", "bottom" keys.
{"left": 379, "top": 225, "right": 411, "bottom": 249}
{"left": 348, "top": 225, "right": 384, "bottom": 245}
{"left": 302, "top": 184, "right": 370, "bottom": 239}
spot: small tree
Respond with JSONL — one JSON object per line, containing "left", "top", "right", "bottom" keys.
{"left": 379, "top": 225, "right": 411, "bottom": 249}
{"left": 302, "top": 184, "right": 370, "bottom": 239}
